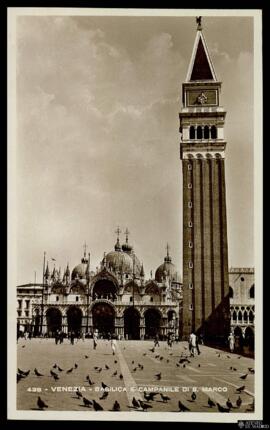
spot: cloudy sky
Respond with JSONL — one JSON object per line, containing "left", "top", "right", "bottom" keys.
{"left": 14, "top": 12, "right": 254, "bottom": 284}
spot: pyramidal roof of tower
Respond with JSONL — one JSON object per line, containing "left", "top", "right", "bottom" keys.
{"left": 186, "top": 29, "right": 217, "bottom": 82}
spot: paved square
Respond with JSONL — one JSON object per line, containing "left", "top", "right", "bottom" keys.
{"left": 17, "top": 338, "right": 255, "bottom": 413}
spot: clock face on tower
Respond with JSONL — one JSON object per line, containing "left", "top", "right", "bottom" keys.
{"left": 186, "top": 89, "right": 218, "bottom": 107}
{"left": 197, "top": 92, "right": 208, "bottom": 104}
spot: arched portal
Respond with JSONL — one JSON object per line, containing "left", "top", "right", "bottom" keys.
{"left": 124, "top": 307, "right": 140, "bottom": 340}
{"left": 245, "top": 326, "right": 254, "bottom": 351}
{"left": 92, "top": 279, "right": 117, "bottom": 301}
{"left": 67, "top": 306, "right": 82, "bottom": 335}
{"left": 46, "top": 308, "right": 62, "bottom": 336}
{"left": 144, "top": 308, "right": 161, "bottom": 339}
{"left": 92, "top": 303, "right": 115, "bottom": 336}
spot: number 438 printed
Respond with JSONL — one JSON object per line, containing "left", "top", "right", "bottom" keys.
{"left": 27, "top": 387, "right": 42, "bottom": 392}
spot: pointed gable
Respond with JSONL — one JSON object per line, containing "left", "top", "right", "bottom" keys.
{"left": 186, "top": 31, "right": 217, "bottom": 82}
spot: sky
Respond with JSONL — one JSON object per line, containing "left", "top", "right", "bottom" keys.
{"left": 14, "top": 13, "right": 255, "bottom": 285}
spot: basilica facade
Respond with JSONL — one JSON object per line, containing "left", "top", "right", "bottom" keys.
{"left": 17, "top": 232, "right": 182, "bottom": 340}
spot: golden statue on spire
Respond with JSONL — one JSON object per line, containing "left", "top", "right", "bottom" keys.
{"left": 196, "top": 16, "right": 202, "bottom": 31}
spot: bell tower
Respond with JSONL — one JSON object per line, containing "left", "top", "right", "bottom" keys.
{"left": 179, "top": 18, "right": 230, "bottom": 343}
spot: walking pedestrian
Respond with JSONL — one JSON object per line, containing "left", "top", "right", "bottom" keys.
{"left": 111, "top": 337, "right": 116, "bottom": 355}
{"left": 154, "top": 333, "right": 160, "bottom": 347}
{"left": 196, "top": 334, "right": 201, "bottom": 355}
{"left": 228, "top": 332, "right": 235, "bottom": 353}
{"left": 70, "top": 330, "right": 75, "bottom": 345}
{"left": 189, "top": 332, "right": 197, "bottom": 357}
{"left": 93, "top": 332, "right": 98, "bottom": 350}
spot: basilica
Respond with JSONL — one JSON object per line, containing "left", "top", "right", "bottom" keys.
{"left": 17, "top": 230, "right": 182, "bottom": 340}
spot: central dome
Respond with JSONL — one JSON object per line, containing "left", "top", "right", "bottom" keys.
{"left": 103, "top": 237, "right": 141, "bottom": 276}
{"left": 71, "top": 263, "right": 87, "bottom": 280}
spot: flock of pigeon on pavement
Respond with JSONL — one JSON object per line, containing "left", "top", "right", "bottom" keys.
{"left": 17, "top": 343, "right": 255, "bottom": 413}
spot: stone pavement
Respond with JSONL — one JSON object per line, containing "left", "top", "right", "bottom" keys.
{"left": 17, "top": 338, "right": 255, "bottom": 412}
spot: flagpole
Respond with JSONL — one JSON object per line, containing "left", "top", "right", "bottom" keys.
{"left": 40, "top": 251, "right": 46, "bottom": 336}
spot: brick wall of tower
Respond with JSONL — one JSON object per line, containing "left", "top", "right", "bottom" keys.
{"left": 182, "top": 159, "right": 194, "bottom": 338}
{"left": 182, "top": 156, "right": 230, "bottom": 342}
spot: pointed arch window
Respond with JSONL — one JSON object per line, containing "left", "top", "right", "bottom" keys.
{"left": 249, "top": 311, "right": 254, "bottom": 323}
{"left": 229, "top": 287, "right": 234, "bottom": 299}
{"left": 190, "top": 126, "right": 195, "bottom": 140}
{"left": 211, "top": 126, "right": 217, "bottom": 139}
{"left": 250, "top": 284, "right": 254, "bottom": 299}
{"left": 232, "top": 310, "right": 237, "bottom": 322}
{"left": 197, "top": 126, "right": 203, "bottom": 139}
{"left": 204, "top": 125, "right": 210, "bottom": 139}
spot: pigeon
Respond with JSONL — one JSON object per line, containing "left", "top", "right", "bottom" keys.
{"left": 53, "top": 373, "right": 59, "bottom": 381}
{"left": 132, "top": 397, "right": 140, "bottom": 408}
{"left": 17, "top": 373, "right": 25, "bottom": 382}
{"left": 167, "top": 359, "right": 170, "bottom": 363}
{"left": 208, "top": 397, "right": 215, "bottom": 408}
{"left": 160, "top": 356, "right": 164, "bottom": 361}
{"left": 226, "top": 398, "right": 233, "bottom": 409}
{"left": 183, "top": 364, "right": 186, "bottom": 368}
{"left": 149, "top": 347, "right": 155, "bottom": 353}
{"left": 191, "top": 392, "right": 196, "bottom": 401}
{"left": 148, "top": 392, "right": 159, "bottom": 401}
{"left": 88, "top": 378, "right": 95, "bottom": 386}
{"left": 248, "top": 367, "right": 255, "bottom": 374}
{"left": 100, "top": 391, "right": 109, "bottom": 400}
{"left": 66, "top": 367, "right": 73, "bottom": 374}
{"left": 240, "top": 374, "right": 248, "bottom": 380}
{"left": 132, "top": 360, "right": 134, "bottom": 364}
{"left": 18, "top": 368, "right": 30, "bottom": 376}
{"left": 37, "top": 396, "right": 48, "bottom": 410}
{"left": 57, "top": 366, "right": 63, "bottom": 372}
{"left": 217, "top": 403, "right": 230, "bottom": 412}
{"left": 112, "top": 400, "right": 120, "bottom": 411}
{"left": 132, "top": 367, "right": 137, "bottom": 372}
{"left": 236, "top": 396, "right": 242, "bottom": 408}
{"left": 246, "top": 399, "right": 255, "bottom": 412}
{"left": 160, "top": 393, "right": 170, "bottom": 403}
{"left": 237, "top": 356, "right": 242, "bottom": 359}
{"left": 74, "top": 363, "right": 78, "bottom": 369}
{"left": 94, "top": 366, "right": 100, "bottom": 370}
{"left": 112, "top": 370, "right": 117, "bottom": 376}
{"left": 198, "top": 364, "right": 201, "bottom": 368}
{"left": 233, "top": 367, "right": 237, "bottom": 371}
{"left": 50, "top": 370, "right": 58, "bottom": 377}
{"left": 119, "top": 374, "right": 123, "bottom": 379}
{"left": 114, "top": 360, "right": 117, "bottom": 364}
{"left": 139, "top": 400, "right": 152, "bottom": 411}
{"left": 143, "top": 353, "right": 147, "bottom": 356}
{"left": 105, "top": 364, "right": 110, "bottom": 370}
{"left": 176, "top": 363, "right": 180, "bottom": 367}
{"left": 84, "top": 355, "right": 89, "bottom": 359}
{"left": 226, "top": 355, "right": 231, "bottom": 359}
{"left": 144, "top": 392, "right": 152, "bottom": 401}
{"left": 76, "top": 389, "right": 83, "bottom": 398}
{"left": 93, "top": 400, "right": 104, "bottom": 411}
{"left": 34, "top": 368, "right": 43, "bottom": 377}
{"left": 155, "top": 372, "right": 161, "bottom": 380}
{"left": 178, "top": 400, "right": 190, "bottom": 412}
{"left": 155, "top": 355, "right": 160, "bottom": 359}
{"left": 236, "top": 385, "right": 245, "bottom": 393}
{"left": 97, "top": 368, "right": 102, "bottom": 373}
{"left": 53, "top": 364, "right": 57, "bottom": 369}
{"left": 101, "top": 382, "right": 109, "bottom": 389}
{"left": 83, "top": 397, "right": 92, "bottom": 408}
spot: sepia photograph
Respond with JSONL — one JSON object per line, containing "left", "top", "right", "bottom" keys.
{"left": 7, "top": 8, "right": 262, "bottom": 423}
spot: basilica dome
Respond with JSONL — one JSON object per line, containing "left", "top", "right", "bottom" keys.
{"left": 71, "top": 263, "right": 87, "bottom": 280}
{"left": 102, "top": 238, "right": 141, "bottom": 276}
{"left": 155, "top": 250, "right": 180, "bottom": 283}
{"left": 71, "top": 253, "right": 89, "bottom": 280}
